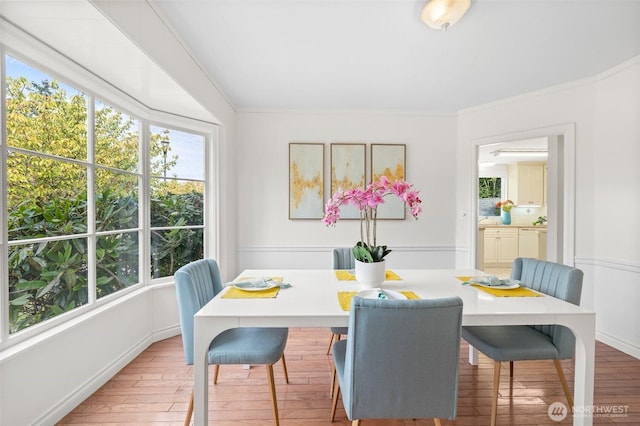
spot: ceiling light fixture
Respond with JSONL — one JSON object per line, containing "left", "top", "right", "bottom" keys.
{"left": 491, "top": 149, "right": 548, "bottom": 158}
{"left": 421, "top": 0, "right": 471, "bottom": 31}
{"left": 479, "top": 161, "right": 496, "bottom": 168}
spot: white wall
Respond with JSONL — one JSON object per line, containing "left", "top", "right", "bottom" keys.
{"left": 0, "top": 287, "right": 181, "bottom": 426}
{"left": 456, "top": 56, "right": 640, "bottom": 358}
{"left": 234, "top": 111, "right": 459, "bottom": 273}
{"left": 590, "top": 58, "right": 640, "bottom": 355}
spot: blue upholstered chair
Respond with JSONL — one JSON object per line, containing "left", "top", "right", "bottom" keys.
{"left": 326, "top": 248, "right": 354, "bottom": 355}
{"left": 462, "top": 258, "right": 584, "bottom": 426}
{"left": 174, "top": 258, "right": 289, "bottom": 426}
{"left": 331, "top": 296, "right": 464, "bottom": 425}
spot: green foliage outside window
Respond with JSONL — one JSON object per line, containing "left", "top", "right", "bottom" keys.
{"left": 478, "top": 177, "right": 501, "bottom": 199}
{"left": 5, "top": 69, "right": 204, "bottom": 333}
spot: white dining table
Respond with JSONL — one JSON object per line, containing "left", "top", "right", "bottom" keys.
{"left": 193, "top": 269, "right": 595, "bottom": 426}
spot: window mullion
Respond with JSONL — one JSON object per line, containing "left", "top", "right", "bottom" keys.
{"left": 1, "top": 49, "right": 9, "bottom": 343}
{"left": 87, "top": 96, "right": 96, "bottom": 304}
{"left": 140, "top": 120, "right": 150, "bottom": 284}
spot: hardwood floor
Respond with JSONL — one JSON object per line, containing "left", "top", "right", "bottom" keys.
{"left": 58, "top": 328, "right": 640, "bottom": 425}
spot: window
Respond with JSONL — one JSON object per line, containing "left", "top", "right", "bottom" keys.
{"left": 3, "top": 53, "right": 212, "bottom": 337}
{"left": 478, "top": 177, "right": 502, "bottom": 217}
{"left": 94, "top": 99, "right": 141, "bottom": 298}
{"left": 149, "top": 126, "right": 205, "bottom": 279}
{"left": 6, "top": 57, "right": 91, "bottom": 332}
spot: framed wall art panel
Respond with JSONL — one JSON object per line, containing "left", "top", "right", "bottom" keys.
{"left": 330, "top": 143, "right": 366, "bottom": 219}
{"left": 371, "top": 143, "right": 406, "bottom": 219}
{"left": 289, "top": 143, "right": 324, "bottom": 219}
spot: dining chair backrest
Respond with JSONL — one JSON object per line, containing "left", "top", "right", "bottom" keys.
{"left": 511, "top": 257, "right": 583, "bottom": 358}
{"left": 342, "top": 296, "right": 463, "bottom": 421}
{"left": 174, "top": 258, "right": 224, "bottom": 364}
{"left": 332, "top": 247, "right": 355, "bottom": 270}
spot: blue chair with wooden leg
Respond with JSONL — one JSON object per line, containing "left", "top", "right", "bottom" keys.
{"left": 327, "top": 248, "right": 355, "bottom": 354}
{"left": 327, "top": 248, "right": 355, "bottom": 396}
{"left": 462, "top": 258, "right": 584, "bottom": 426}
{"left": 330, "top": 296, "right": 463, "bottom": 425}
{"left": 174, "top": 258, "right": 289, "bottom": 426}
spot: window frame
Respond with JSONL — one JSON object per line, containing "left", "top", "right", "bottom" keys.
{"left": 0, "top": 35, "right": 218, "bottom": 348}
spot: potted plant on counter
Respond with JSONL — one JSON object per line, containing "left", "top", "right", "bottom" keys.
{"left": 496, "top": 200, "right": 514, "bottom": 225}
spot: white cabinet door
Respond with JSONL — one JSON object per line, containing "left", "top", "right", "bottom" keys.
{"left": 518, "top": 228, "right": 540, "bottom": 258}
{"left": 497, "top": 231, "right": 518, "bottom": 263}
{"left": 484, "top": 231, "right": 499, "bottom": 263}
{"left": 508, "top": 163, "right": 546, "bottom": 206}
{"left": 484, "top": 228, "right": 518, "bottom": 266}
{"left": 517, "top": 164, "right": 544, "bottom": 205}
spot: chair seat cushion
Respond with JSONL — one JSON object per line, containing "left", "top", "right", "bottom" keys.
{"left": 209, "top": 327, "right": 288, "bottom": 365}
{"left": 462, "top": 325, "right": 559, "bottom": 361}
{"left": 331, "top": 327, "right": 349, "bottom": 335}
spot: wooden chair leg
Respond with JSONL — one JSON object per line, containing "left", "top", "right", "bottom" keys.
{"left": 213, "top": 364, "right": 220, "bottom": 384}
{"left": 352, "top": 420, "right": 360, "bottom": 426}
{"left": 184, "top": 389, "right": 194, "bottom": 426}
{"left": 326, "top": 332, "right": 336, "bottom": 354}
{"left": 330, "top": 381, "right": 341, "bottom": 421}
{"left": 280, "top": 354, "right": 289, "bottom": 383}
{"left": 326, "top": 332, "right": 342, "bottom": 355}
{"left": 266, "top": 364, "right": 280, "bottom": 426}
{"left": 491, "top": 361, "right": 501, "bottom": 426}
{"left": 434, "top": 419, "right": 442, "bottom": 426}
{"left": 510, "top": 361, "right": 514, "bottom": 378}
{"left": 554, "top": 359, "right": 574, "bottom": 410}
{"left": 330, "top": 365, "right": 337, "bottom": 397}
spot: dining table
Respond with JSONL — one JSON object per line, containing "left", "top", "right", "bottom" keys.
{"left": 193, "top": 268, "right": 596, "bottom": 426}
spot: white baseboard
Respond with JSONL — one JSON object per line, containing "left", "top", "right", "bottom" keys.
{"left": 36, "top": 335, "right": 153, "bottom": 426}
{"left": 597, "top": 331, "right": 640, "bottom": 360}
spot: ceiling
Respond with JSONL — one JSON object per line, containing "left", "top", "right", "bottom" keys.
{"left": 1, "top": 1, "right": 639, "bottom": 116}
{"left": 150, "top": 0, "right": 640, "bottom": 112}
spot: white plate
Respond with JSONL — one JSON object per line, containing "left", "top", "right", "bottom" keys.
{"left": 473, "top": 279, "right": 520, "bottom": 290}
{"left": 233, "top": 279, "right": 278, "bottom": 292}
{"left": 356, "top": 288, "right": 407, "bottom": 300}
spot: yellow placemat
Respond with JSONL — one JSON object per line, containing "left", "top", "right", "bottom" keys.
{"left": 221, "top": 286, "right": 280, "bottom": 299}
{"left": 471, "top": 284, "right": 542, "bottom": 298}
{"left": 335, "top": 270, "right": 402, "bottom": 281}
{"left": 337, "top": 291, "right": 420, "bottom": 311}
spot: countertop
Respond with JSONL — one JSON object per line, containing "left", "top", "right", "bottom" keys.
{"left": 479, "top": 224, "right": 547, "bottom": 230}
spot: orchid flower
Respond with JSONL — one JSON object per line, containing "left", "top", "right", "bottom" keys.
{"left": 322, "top": 176, "right": 422, "bottom": 262}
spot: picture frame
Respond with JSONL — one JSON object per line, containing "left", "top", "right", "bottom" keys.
{"left": 330, "top": 143, "right": 366, "bottom": 219}
{"left": 289, "top": 143, "right": 324, "bottom": 219}
{"left": 371, "top": 143, "right": 407, "bottom": 219}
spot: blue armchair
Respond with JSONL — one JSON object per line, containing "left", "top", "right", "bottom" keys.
{"left": 331, "top": 296, "right": 463, "bottom": 425}
{"left": 174, "top": 258, "right": 289, "bottom": 425}
{"left": 462, "top": 258, "right": 584, "bottom": 426}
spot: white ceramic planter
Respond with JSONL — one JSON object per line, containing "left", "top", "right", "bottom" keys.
{"left": 354, "top": 259, "right": 386, "bottom": 289}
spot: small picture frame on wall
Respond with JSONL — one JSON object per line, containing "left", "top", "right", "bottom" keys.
{"left": 371, "top": 143, "right": 407, "bottom": 219}
{"left": 289, "top": 143, "right": 325, "bottom": 219}
{"left": 330, "top": 143, "right": 366, "bottom": 219}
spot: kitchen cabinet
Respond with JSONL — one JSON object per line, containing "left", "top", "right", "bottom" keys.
{"left": 508, "top": 162, "right": 545, "bottom": 206}
{"left": 518, "top": 228, "right": 540, "bottom": 258}
{"left": 483, "top": 228, "right": 518, "bottom": 267}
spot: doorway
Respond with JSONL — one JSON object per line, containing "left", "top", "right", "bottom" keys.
{"left": 470, "top": 124, "right": 576, "bottom": 271}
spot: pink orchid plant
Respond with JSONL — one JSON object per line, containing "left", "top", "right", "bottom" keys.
{"left": 322, "top": 176, "right": 422, "bottom": 262}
